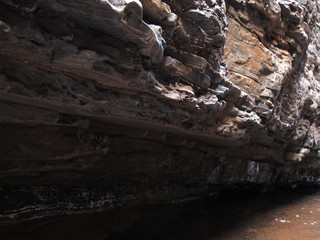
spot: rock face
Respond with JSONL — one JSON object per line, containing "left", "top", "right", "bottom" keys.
{"left": 0, "top": 0, "right": 319, "bottom": 221}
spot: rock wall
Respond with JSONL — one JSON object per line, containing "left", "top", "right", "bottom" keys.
{"left": 0, "top": 0, "right": 319, "bottom": 221}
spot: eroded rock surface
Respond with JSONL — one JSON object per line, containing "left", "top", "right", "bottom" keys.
{"left": 0, "top": 0, "right": 319, "bottom": 221}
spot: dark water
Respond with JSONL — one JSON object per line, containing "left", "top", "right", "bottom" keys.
{"left": 1, "top": 186, "right": 320, "bottom": 240}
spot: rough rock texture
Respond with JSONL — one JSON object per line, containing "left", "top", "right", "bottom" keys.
{"left": 0, "top": 0, "right": 319, "bottom": 221}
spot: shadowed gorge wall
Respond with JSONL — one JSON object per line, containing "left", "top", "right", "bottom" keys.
{"left": 0, "top": 0, "right": 319, "bottom": 221}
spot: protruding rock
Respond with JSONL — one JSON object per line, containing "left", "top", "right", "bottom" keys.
{"left": 0, "top": 21, "right": 10, "bottom": 33}
{"left": 20, "top": 0, "right": 37, "bottom": 13}
{"left": 0, "top": 0, "right": 37, "bottom": 12}
{"left": 161, "top": 56, "right": 211, "bottom": 90}
{"left": 141, "top": 0, "right": 177, "bottom": 27}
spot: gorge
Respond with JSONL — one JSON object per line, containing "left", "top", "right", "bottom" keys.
{"left": 0, "top": 0, "right": 319, "bottom": 224}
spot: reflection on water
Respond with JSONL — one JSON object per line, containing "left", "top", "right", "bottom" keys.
{"left": 1, "top": 185, "right": 320, "bottom": 240}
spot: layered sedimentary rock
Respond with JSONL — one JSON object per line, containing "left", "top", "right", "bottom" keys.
{"left": 0, "top": 0, "right": 319, "bottom": 221}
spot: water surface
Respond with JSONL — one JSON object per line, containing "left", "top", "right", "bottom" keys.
{"left": 1, "top": 186, "right": 320, "bottom": 240}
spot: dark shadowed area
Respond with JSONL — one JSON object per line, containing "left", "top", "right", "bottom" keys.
{"left": 1, "top": 185, "right": 320, "bottom": 240}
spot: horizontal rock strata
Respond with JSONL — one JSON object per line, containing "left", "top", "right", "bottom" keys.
{"left": 0, "top": 0, "right": 319, "bottom": 221}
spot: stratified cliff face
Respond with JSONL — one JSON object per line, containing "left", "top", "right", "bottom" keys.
{"left": 0, "top": 0, "right": 319, "bottom": 221}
